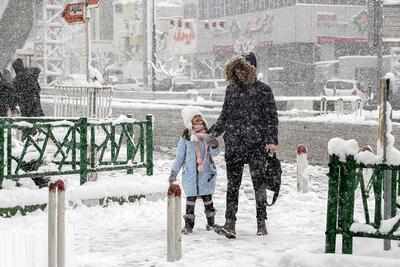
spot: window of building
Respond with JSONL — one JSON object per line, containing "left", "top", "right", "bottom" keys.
{"left": 239, "top": 0, "right": 251, "bottom": 13}
{"left": 199, "top": 0, "right": 208, "bottom": 19}
{"left": 224, "top": 0, "right": 234, "bottom": 16}
{"left": 212, "top": 0, "right": 223, "bottom": 18}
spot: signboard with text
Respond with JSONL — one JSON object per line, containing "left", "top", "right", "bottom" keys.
{"left": 61, "top": 3, "right": 85, "bottom": 24}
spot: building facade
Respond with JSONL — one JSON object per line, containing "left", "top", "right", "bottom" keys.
{"left": 194, "top": 0, "right": 372, "bottom": 95}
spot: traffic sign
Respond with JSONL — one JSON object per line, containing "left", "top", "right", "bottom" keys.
{"left": 88, "top": 0, "right": 102, "bottom": 8}
{"left": 61, "top": 3, "right": 85, "bottom": 24}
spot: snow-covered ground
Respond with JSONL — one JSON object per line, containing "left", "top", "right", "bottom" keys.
{"left": 1, "top": 151, "right": 400, "bottom": 267}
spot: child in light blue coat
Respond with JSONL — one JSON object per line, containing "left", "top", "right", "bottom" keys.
{"left": 169, "top": 107, "right": 219, "bottom": 234}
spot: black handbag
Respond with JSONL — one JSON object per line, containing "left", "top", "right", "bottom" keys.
{"left": 263, "top": 152, "right": 282, "bottom": 206}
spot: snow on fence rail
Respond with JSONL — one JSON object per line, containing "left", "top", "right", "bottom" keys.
{"left": 0, "top": 115, "right": 153, "bottom": 189}
{"left": 54, "top": 85, "right": 112, "bottom": 118}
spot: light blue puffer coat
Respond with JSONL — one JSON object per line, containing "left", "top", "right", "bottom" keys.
{"left": 171, "top": 137, "right": 219, "bottom": 197}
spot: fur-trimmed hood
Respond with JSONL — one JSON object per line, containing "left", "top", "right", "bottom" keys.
{"left": 224, "top": 55, "right": 257, "bottom": 85}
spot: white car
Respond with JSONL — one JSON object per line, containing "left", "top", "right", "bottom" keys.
{"left": 56, "top": 74, "right": 108, "bottom": 86}
{"left": 193, "top": 79, "right": 227, "bottom": 93}
{"left": 113, "top": 77, "right": 144, "bottom": 91}
{"left": 321, "top": 79, "right": 366, "bottom": 100}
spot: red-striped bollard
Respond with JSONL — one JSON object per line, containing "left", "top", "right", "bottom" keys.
{"left": 167, "top": 183, "right": 182, "bottom": 262}
{"left": 48, "top": 180, "right": 65, "bottom": 267}
{"left": 296, "top": 144, "right": 309, "bottom": 193}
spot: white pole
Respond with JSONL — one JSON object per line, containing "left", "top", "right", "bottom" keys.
{"left": 174, "top": 189, "right": 182, "bottom": 260}
{"left": 57, "top": 181, "right": 66, "bottom": 267}
{"left": 48, "top": 184, "right": 57, "bottom": 267}
{"left": 296, "top": 144, "right": 309, "bottom": 193}
{"left": 167, "top": 184, "right": 182, "bottom": 262}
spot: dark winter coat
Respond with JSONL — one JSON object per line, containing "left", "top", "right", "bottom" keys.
{"left": 209, "top": 55, "right": 279, "bottom": 163}
{"left": 12, "top": 59, "right": 45, "bottom": 117}
{"left": 0, "top": 72, "right": 17, "bottom": 116}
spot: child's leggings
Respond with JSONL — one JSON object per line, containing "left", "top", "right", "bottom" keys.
{"left": 186, "top": 194, "right": 215, "bottom": 217}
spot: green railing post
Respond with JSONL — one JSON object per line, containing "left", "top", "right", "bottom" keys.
{"left": 126, "top": 115, "right": 134, "bottom": 175}
{"left": 337, "top": 163, "right": 346, "bottom": 230}
{"left": 359, "top": 169, "right": 370, "bottom": 224}
{"left": 72, "top": 125, "right": 77, "bottom": 170}
{"left": 391, "top": 170, "right": 397, "bottom": 218}
{"left": 7, "top": 123, "right": 12, "bottom": 178}
{"left": 90, "top": 125, "right": 96, "bottom": 170}
{"left": 111, "top": 125, "right": 116, "bottom": 163}
{"left": 140, "top": 124, "right": 145, "bottom": 163}
{"left": 325, "top": 155, "right": 340, "bottom": 253}
{"left": 146, "top": 114, "right": 153, "bottom": 176}
{"left": 0, "top": 120, "right": 4, "bottom": 189}
{"left": 373, "top": 169, "right": 383, "bottom": 228}
{"left": 79, "top": 118, "right": 88, "bottom": 185}
{"left": 342, "top": 156, "right": 357, "bottom": 254}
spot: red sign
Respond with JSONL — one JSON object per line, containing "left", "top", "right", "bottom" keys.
{"left": 88, "top": 0, "right": 102, "bottom": 8}
{"left": 61, "top": 3, "right": 85, "bottom": 24}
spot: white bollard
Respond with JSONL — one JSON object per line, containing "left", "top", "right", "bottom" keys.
{"left": 167, "top": 183, "right": 182, "bottom": 262}
{"left": 296, "top": 144, "right": 309, "bottom": 193}
{"left": 48, "top": 180, "right": 66, "bottom": 267}
{"left": 48, "top": 184, "right": 57, "bottom": 267}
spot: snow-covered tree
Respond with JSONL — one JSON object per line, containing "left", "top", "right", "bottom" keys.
{"left": 199, "top": 58, "right": 223, "bottom": 79}
{"left": 150, "top": 56, "right": 188, "bottom": 91}
{"left": 234, "top": 39, "right": 257, "bottom": 54}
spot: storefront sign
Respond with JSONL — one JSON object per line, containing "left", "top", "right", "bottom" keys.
{"left": 353, "top": 10, "right": 369, "bottom": 34}
{"left": 317, "top": 12, "right": 348, "bottom": 29}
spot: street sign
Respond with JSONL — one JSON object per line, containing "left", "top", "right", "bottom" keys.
{"left": 88, "top": 0, "right": 102, "bottom": 8}
{"left": 61, "top": 3, "right": 85, "bottom": 24}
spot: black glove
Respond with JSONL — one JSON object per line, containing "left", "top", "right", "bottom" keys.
{"left": 204, "top": 133, "right": 218, "bottom": 148}
{"left": 169, "top": 171, "right": 177, "bottom": 184}
{"left": 208, "top": 135, "right": 219, "bottom": 148}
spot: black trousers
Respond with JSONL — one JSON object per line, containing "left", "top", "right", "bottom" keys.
{"left": 225, "top": 157, "right": 267, "bottom": 223}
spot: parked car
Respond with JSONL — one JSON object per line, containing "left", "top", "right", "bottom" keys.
{"left": 113, "top": 77, "right": 143, "bottom": 91}
{"left": 172, "top": 76, "right": 194, "bottom": 92}
{"left": 321, "top": 79, "right": 367, "bottom": 100}
{"left": 193, "top": 79, "right": 227, "bottom": 92}
{"left": 56, "top": 74, "right": 108, "bottom": 86}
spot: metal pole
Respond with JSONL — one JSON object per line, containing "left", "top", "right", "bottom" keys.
{"left": 142, "top": 0, "right": 148, "bottom": 89}
{"left": 147, "top": 0, "right": 154, "bottom": 91}
{"left": 383, "top": 78, "right": 391, "bottom": 251}
{"left": 152, "top": 0, "right": 156, "bottom": 91}
{"left": 42, "top": 0, "right": 48, "bottom": 86}
{"left": 85, "top": 1, "right": 91, "bottom": 82}
{"left": 376, "top": 0, "right": 383, "bottom": 96}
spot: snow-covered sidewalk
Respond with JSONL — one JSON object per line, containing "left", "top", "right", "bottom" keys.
{"left": 1, "top": 152, "right": 400, "bottom": 266}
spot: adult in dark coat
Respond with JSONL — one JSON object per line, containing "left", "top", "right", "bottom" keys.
{"left": 0, "top": 69, "right": 17, "bottom": 116}
{"left": 12, "top": 58, "right": 45, "bottom": 117}
{"left": 209, "top": 52, "right": 278, "bottom": 238}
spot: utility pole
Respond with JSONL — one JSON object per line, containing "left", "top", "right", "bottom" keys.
{"left": 142, "top": 0, "right": 148, "bottom": 89}
{"left": 374, "top": 0, "right": 392, "bottom": 251}
{"left": 143, "top": 0, "right": 155, "bottom": 91}
{"left": 151, "top": 0, "right": 156, "bottom": 91}
{"left": 85, "top": 0, "right": 91, "bottom": 82}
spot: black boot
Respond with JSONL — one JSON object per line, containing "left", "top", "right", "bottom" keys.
{"left": 182, "top": 214, "right": 195, "bottom": 234}
{"left": 205, "top": 209, "right": 216, "bottom": 230}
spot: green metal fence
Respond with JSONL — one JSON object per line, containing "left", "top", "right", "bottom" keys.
{"left": 325, "top": 155, "right": 400, "bottom": 254}
{"left": 0, "top": 115, "right": 153, "bottom": 188}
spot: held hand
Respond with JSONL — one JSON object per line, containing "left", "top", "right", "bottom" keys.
{"left": 206, "top": 136, "right": 219, "bottom": 148}
{"left": 266, "top": 144, "right": 278, "bottom": 154}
